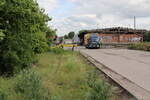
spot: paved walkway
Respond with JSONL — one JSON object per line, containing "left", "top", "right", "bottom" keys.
{"left": 80, "top": 49, "right": 150, "bottom": 99}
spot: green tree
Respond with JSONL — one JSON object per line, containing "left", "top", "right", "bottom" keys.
{"left": 68, "top": 31, "right": 75, "bottom": 39}
{"left": 0, "top": 0, "right": 53, "bottom": 75}
{"left": 45, "top": 27, "right": 56, "bottom": 46}
{"left": 144, "top": 31, "right": 150, "bottom": 42}
{"left": 78, "top": 30, "right": 88, "bottom": 45}
{"left": 0, "top": 30, "right": 5, "bottom": 41}
{"left": 59, "top": 37, "right": 64, "bottom": 43}
{"left": 64, "top": 34, "right": 68, "bottom": 39}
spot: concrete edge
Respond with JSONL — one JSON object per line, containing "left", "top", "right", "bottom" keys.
{"left": 80, "top": 51, "right": 150, "bottom": 100}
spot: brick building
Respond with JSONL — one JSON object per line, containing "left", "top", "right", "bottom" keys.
{"left": 84, "top": 27, "right": 146, "bottom": 43}
{"left": 98, "top": 33, "right": 143, "bottom": 43}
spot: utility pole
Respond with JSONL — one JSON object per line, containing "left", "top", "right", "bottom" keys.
{"left": 97, "top": 24, "right": 99, "bottom": 29}
{"left": 134, "top": 16, "right": 136, "bottom": 30}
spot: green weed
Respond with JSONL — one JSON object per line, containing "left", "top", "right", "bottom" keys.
{"left": 86, "top": 80, "right": 112, "bottom": 100}
{"left": 128, "top": 43, "right": 150, "bottom": 51}
{"left": 50, "top": 48, "right": 65, "bottom": 54}
{"left": 86, "top": 69, "right": 112, "bottom": 100}
{"left": 15, "top": 70, "right": 50, "bottom": 100}
{"left": 0, "top": 90, "right": 7, "bottom": 100}
{"left": 0, "top": 51, "right": 115, "bottom": 100}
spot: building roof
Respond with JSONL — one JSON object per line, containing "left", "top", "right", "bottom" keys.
{"left": 86, "top": 27, "right": 147, "bottom": 34}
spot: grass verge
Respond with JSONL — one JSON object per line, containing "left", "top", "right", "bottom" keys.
{"left": 0, "top": 50, "right": 115, "bottom": 100}
{"left": 128, "top": 42, "right": 150, "bottom": 51}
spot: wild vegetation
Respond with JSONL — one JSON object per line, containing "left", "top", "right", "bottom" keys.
{"left": 0, "top": 0, "right": 55, "bottom": 76}
{"left": 64, "top": 31, "right": 75, "bottom": 39}
{"left": 0, "top": 1, "right": 133, "bottom": 100}
{"left": 143, "top": 31, "right": 150, "bottom": 42}
{"left": 128, "top": 42, "right": 150, "bottom": 51}
{"left": 0, "top": 50, "right": 115, "bottom": 100}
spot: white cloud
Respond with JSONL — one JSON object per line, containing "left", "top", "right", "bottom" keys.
{"left": 79, "top": 23, "right": 88, "bottom": 27}
{"left": 37, "top": 0, "right": 58, "bottom": 14}
{"left": 37, "top": 0, "right": 150, "bottom": 36}
{"left": 70, "top": 0, "right": 150, "bottom": 18}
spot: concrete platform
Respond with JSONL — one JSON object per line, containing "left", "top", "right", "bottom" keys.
{"left": 80, "top": 49, "right": 150, "bottom": 100}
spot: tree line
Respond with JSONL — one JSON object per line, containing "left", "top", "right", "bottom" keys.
{"left": 64, "top": 31, "right": 75, "bottom": 39}
{"left": 0, "top": 0, "right": 55, "bottom": 76}
{"left": 143, "top": 31, "right": 150, "bottom": 42}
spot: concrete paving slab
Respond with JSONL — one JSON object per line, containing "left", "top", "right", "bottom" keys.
{"left": 80, "top": 49, "right": 150, "bottom": 99}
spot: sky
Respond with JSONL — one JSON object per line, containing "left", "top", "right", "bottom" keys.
{"left": 37, "top": 0, "right": 150, "bottom": 36}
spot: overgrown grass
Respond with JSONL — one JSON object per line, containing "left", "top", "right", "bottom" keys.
{"left": 0, "top": 70, "right": 50, "bottom": 100}
{"left": 35, "top": 51, "right": 95, "bottom": 100}
{"left": 0, "top": 50, "right": 114, "bottom": 100}
{"left": 128, "top": 42, "right": 150, "bottom": 51}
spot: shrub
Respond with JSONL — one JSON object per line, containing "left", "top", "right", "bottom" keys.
{"left": 15, "top": 70, "right": 50, "bottom": 100}
{"left": 0, "top": 0, "right": 53, "bottom": 76}
{"left": 86, "top": 80, "right": 112, "bottom": 100}
{"left": 145, "top": 44, "right": 150, "bottom": 51}
{"left": 86, "top": 69, "right": 112, "bottom": 100}
{"left": 0, "top": 90, "right": 7, "bottom": 100}
{"left": 143, "top": 32, "right": 150, "bottom": 42}
{"left": 128, "top": 43, "right": 145, "bottom": 50}
{"left": 87, "top": 69, "right": 98, "bottom": 88}
{"left": 128, "top": 43, "right": 150, "bottom": 51}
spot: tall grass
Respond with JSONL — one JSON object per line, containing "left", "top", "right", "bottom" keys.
{"left": 128, "top": 43, "right": 150, "bottom": 51}
{"left": 49, "top": 48, "right": 65, "bottom": 54}
{"left": 86, "top": 69, "right": 112, "bottom": 100}
{"left": 15, "top": 70, "right": 50, "bottom": 100}
{"left": 86, "top": 80, "right": 112, "bottom": 100}
{"left": 0, "top": 90, "right": 7, "bottom": 100}
{"left": 0, "top": 70, "right": 50, "bottom": 100}
{"left": 0, "top": 50, "right": 114, "bottom": 100}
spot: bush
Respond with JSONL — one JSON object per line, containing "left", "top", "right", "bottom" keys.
{"left": 86, "top": 80, "right": 112, "bottom": 100}
{"left": 0, "top": 0, "right": 53, "bottom": 76}
{"left": 87, "top": 69, "right": 98, "bottom": 88}
{"left": 86, "top": 69, "right": 112, "bottom": 100}
{"left": 128, "top": 43, "right": 145, "bottom": 50}
{"left": 0, "top": 90, "right": 7, "bottom": 100}
{"left": 15, "top": 70, "right": 50, "bottom": 100}
{"left": 145, "top": 44, "right": 150, "bottom": 51}
{"left": 128, "top": 43, "right": 150, "bottom": 51}
{"left": 143, "top": 32, "right": 150, "bottom": 42}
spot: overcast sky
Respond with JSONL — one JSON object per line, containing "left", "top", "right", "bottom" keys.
{"left": 37, "top": 0, "right": 150, "bottom": 36}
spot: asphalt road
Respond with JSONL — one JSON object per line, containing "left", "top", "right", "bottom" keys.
{"left": 80, "top": 48, "right": 150, "bottom": 99}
